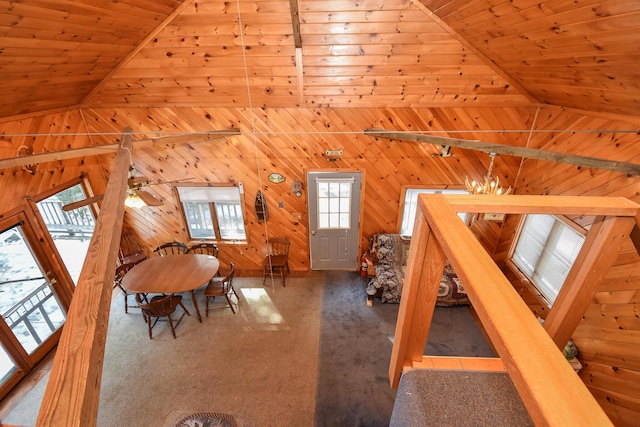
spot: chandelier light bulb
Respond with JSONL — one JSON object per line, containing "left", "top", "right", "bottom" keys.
{"left": 464, "top": 153, "right": 512, "bottom": 196}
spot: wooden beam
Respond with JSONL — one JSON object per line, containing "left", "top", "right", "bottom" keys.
{"left": 0, "top": 129, "right": 240, "bottom": 169}
{"left": 441, "top": 194, "right": 640, "bottom": 217}
{"left": 1, "top": 144, "right": 120, "bottom": 169}
{"left": 413, "top": 356, "right": 506, "bottom": 372}
{"left": 388, "top": 211, "right": 446, "bottom": 387}
{"left": 36, "top": 129, "right": 132, "bottom": 427}
{"left": 130, "top": 128, "right": 240, "bottom": 149}
{"left": 295, "top": 47, "right": 304, "bottom": 105}
{"left": 544, "top": 215, "right": 636, "bottom": 349}
{"left": 364, "top": 128, "right": 640, "bottom": 175}
{"left": 410, "top": 194, "right": 613, "bottom": 426}
{"left": 288, "top": 0, "right": 302, "bottom": 49}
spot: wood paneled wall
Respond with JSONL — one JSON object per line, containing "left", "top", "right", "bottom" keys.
{"left": 1, "top": 105, "right": 639, "bottom": 424}
{"left": 0, "top": 105, "right": 532, "bottom": 274}
{"left": 486, "top": 109, "right": 640, "bottom": 426}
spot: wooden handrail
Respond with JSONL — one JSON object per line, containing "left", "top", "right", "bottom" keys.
{"left": 389, "top": 194, "right": 638, "bottom": 426}
{"left": 36, "top": 130, "right": 132, "bottom": 427}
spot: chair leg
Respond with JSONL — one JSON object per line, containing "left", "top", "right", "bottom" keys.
{"left": 147, "top": 317, "right": 153, "bottom": 339}
{"left": 205, "top": 296, "right": 210, "bottom": 317}
{"left": 168, "top": 316, "right": 177, "bottom": 339}
{"left": 123, "top": 290, "right": 128, "bottom": 314}
{"left": 179, "top": 301, "right": 191, "bottom": 316}
{"left": 225, "top": 294, "right": 235, "bottom": 314}
{"left": 230, "top": 285, "right": 239, "bottom": 301}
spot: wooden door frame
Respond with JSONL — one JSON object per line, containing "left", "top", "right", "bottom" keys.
{"left": 305, "top": 168, "right": 366, "bottom": 270}
{"left": 0, "top": 209, "right": 66, "bottom": 400}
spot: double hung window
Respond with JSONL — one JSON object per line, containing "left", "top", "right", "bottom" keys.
{"left": 176, "top": 185, "right": 246, "bottom": 242}
{"left": 511, "top": 214, "right": 585, "bottom": 305}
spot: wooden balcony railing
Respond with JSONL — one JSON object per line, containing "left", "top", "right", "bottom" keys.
{"left": 389, "top": 194, "right": 640, "bottom": 426}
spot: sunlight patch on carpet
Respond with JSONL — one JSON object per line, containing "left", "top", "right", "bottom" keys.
{"left": 240, "top": 288, "right": 290, "bottom": 331}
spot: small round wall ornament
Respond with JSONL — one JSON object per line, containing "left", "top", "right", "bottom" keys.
{"left": 268, "top": 173, "right": 285, "bottom": 184}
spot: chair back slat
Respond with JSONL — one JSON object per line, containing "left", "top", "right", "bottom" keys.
{"left": 187, "top": 243, "right": 219, "bottom": 257}
{"left": 268, "top": 238, "right": 290, "bottom": 256}
{"left": 153, "top": 242, "right": 188, "bottom": 256}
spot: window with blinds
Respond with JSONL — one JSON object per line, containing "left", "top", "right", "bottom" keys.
{"left": 176, "top": 185, "right": 246, "bottom": 242}
{"left": 400, "top": 188, "right": 468, "bottom": 236}
{"left": 512, "top": 214, "right": 585, "bottom": 305}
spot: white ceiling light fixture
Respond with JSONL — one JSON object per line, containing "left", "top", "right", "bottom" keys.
{"left": 124, "top": 190, "right": 146, "bottom": 209}
{"left": 465, "top": 152, "right": 512, "bottom": 195}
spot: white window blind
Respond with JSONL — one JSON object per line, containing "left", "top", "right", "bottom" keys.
{"left": 176, "top": 186, "right": 240, "bottom": 203}
{"left": 512, "top": 214, "right": 585, "bottom": 305}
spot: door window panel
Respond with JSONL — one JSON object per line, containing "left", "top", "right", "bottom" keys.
{"left": 317, "top": 180, "right": 352, "bottom": 230}
{"left": 36, "top": 183, "right": 95, "bottom": 284}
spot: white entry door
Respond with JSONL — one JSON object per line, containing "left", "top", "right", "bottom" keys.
{"left": 307, "top": 171, "right": 362, "bottom": 270}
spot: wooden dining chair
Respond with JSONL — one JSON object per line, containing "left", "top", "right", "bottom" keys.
{"left": 153, "top": 241, "right": 188, "bottom": 256}
{"left": 188, "top": 243, "right": 220, "bottom": 277}
{"left": 118, "top": 232, "right": 147, "bottom": 266}
{"left": 204, "top": 262, "right": 238, "bottom": 315}
{"left": 262, "top": 238, "right": 290, "bottom": 287}
{"left": 135, "top": 293, "right": 190, "bottom": 339}
{"left": 113, "top": 262, "right": 138, "bottom": 314}
{"left": 187, "top": 242, "right": 219, "bottom": 257}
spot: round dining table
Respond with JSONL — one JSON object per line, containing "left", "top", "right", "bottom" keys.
{"left": 121, "top": 253, "right": 219, "bottom": 322}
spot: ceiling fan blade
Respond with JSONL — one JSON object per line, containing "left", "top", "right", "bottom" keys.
{"left": 128, "top": 176, "right": 149, "bottom": 187}
{"left": 136, "top": 189, "right": 163, "bottom": 206}
{"left": 62, "top": 194, "right": 105, "bottom": 212}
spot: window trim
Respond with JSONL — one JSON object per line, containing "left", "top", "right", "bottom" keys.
{"left": 175, "top": 183, "right": 248, "bottom": 245}
{"left": 507, "top": 213, "right": 586, "bottom": 307}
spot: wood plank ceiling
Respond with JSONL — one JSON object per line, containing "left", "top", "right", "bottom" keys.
{"left": 1, "top": 0, "right": 638, "bottom": 119}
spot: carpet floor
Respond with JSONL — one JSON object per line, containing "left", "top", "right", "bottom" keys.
{"left": 1, "top": 271, "right": 493, "bottom": 427}
{"left": 315, "top": 271, "right": 495, "bottom": 427}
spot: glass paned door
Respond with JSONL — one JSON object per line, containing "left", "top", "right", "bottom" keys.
{"left": 0, "top": 225, "right": 66, "bottom": 354}
{"left": 0, "top": 214, "right": 67, "bottom": 399}
{"left": 36, "top": 183, "right": 96, "bottom": 284}
{"left": 308, "top": 172, "right": 362, "bottom": 270}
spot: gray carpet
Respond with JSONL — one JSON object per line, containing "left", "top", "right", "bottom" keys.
{"left": 390, "top": 370, "right": 533, "bottom": 427}
{"left": 3, "top": 272, "right": 497, "bottom": 427}
{"left": 314, "top": 271, "right": 495, "bottom": 427}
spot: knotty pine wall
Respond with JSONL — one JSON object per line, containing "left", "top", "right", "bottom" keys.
{"left": 1, "top": 105, "right": 639, "bottom": 424}
{"left": 488, "top": 109, "right": 640, "bottom": 426}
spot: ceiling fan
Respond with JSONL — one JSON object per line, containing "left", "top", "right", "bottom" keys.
{"left": 62, "top": 166, "right": 186, "bottom": 211}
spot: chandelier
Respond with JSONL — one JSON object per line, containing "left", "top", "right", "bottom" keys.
{"left": 465, "top": 152, "right": 512, "bottom": 195}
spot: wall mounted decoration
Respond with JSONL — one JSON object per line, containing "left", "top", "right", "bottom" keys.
{"left": 255, "top": 190, "right": 269, "bottom": 222}
{"left": 268, "top": 173, "right": 285, "bottom": 184}
{"left": 291, "top": 181, "right": 303, "bottom": 197}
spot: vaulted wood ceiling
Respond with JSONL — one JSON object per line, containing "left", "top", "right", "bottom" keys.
{"left": 1, "top": 0, "right": 638, "bottom": 120}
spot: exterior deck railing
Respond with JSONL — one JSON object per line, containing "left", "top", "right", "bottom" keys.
{"left": 2, "top": 280, "right": 63, "bottom": 351}
{"left": 37, "top": 200, "right": 95, "bottom": 238}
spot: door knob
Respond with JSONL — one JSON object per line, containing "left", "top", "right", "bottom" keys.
{"left": 311, "top": 230, "right": 316, "bottom": 236}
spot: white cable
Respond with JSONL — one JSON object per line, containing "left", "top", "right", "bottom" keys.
{"left": 234, "top": 0, "right": 276, "bottom": 292}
